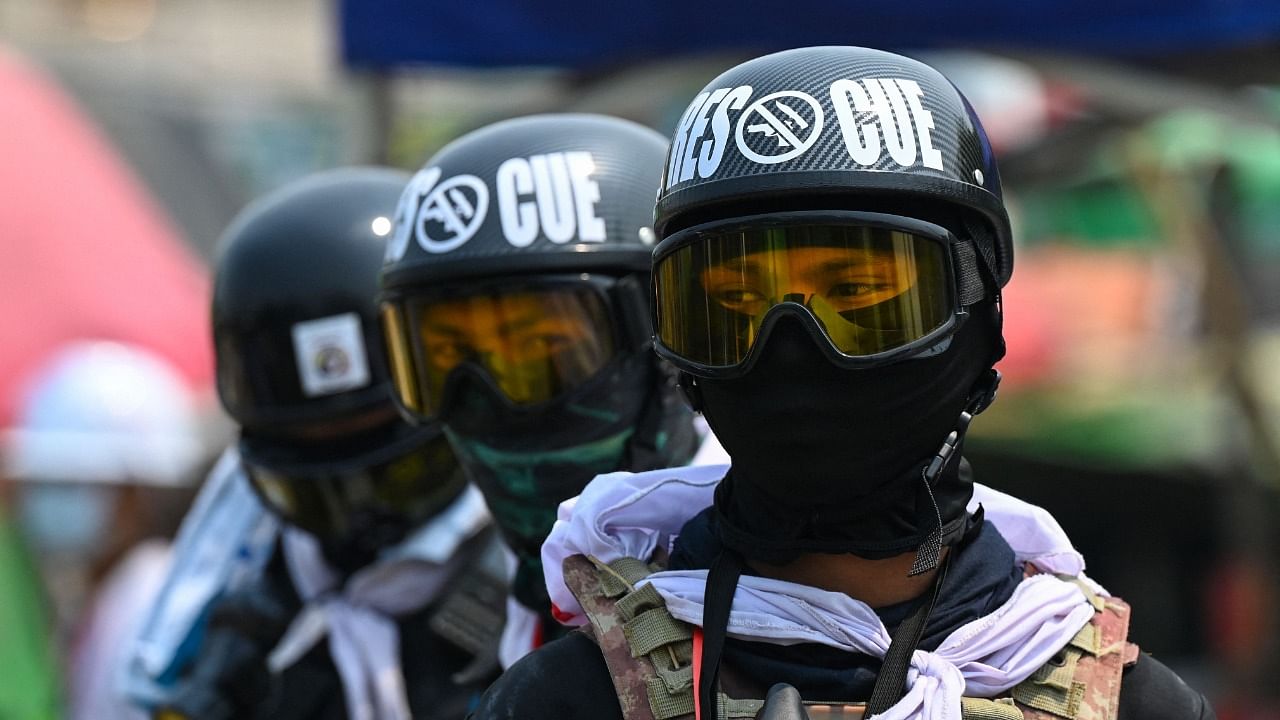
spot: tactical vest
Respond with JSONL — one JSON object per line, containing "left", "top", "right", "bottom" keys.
{"left": 562, "top": 553, "right": 1140, "bottom": 720}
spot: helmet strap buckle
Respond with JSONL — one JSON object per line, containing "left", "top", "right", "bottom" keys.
{"left": 909, "top": 367, "right": 1001, "bottom": 576}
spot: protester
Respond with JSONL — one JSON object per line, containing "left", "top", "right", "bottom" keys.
{"left": 131, "top": 168, "right": 503, "bottom": 720}
{"left": 378, "top": 114, "right": 727, "bottom": 667}
{"left": 470, "top": 47, "right": 1216, "bottom": 719}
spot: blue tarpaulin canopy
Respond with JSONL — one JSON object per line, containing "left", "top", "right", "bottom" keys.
{"left": 340, "top": 0, "right": 1280, "bottom": 70}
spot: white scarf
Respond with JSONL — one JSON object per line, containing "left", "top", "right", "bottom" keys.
{"left": 272, "top": 485, "right": 490, "bottom": 720}
{"left": 542, "top": 465, "right": 1099, "bottom": 720}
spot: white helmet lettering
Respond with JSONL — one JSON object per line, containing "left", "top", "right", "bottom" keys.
{"left": 496, "top": 151, "right": 607, "bottom": 247}
{"left": 830, "top": 77, "right": 944, "bottom": 171}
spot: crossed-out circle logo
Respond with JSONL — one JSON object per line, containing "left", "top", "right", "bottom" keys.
{"left": 386, "top": 167, "right": 438, "bottom": 263}
{"left": 417, "top": 174, "right": 489, "bottom": 254}
{"left": 733, "top": 90, "right": 824, "bottom": 165}
{"left": 385, "top": 166, "right": 490, "bottom": 261}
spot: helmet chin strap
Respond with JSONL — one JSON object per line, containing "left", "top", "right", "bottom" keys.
{"left": 908, "top": 367, "right": 1001, "bottom": 577}
{"left": 864, "top": 366, "right": 1000, "bottom": 718}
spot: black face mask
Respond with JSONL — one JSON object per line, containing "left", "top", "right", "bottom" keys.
{"left": 700, "top": 302, "right": 1002, "bottom": 564}
{"left": 319, "top": 509, "right": 414, "bottom": 575}
{"left": 442, "top": 351, "right": 698, "bottom": 610}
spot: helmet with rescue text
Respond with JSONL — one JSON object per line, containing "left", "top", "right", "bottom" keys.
{"left": 379, "top": 114, "right": 698, "bottom": 610}
{"left": 653, "top": 45, "right": 1011, "bottom": 566}
{"left": 652, "top": 45, "right": 1013, "bottom": 720}
{"left": 213, "top": 167, "right": 467, "bottom": 570}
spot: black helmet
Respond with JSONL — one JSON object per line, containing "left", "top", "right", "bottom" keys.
{"left": 379, "top": 114, "right": 697, "bottom": 615}
{"left": 651, "top": 46, "right": 1011, "bottom": 381}
{"left": 212, "top": 167, "right": 467, "bottom": 564}
{"left": 655, "top": 45, "right": 1011, "bottom": 287}
{"left": 380, "top": 113, "right": 672, "bottom": 419}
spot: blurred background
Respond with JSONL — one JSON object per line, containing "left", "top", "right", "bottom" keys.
{"left": 2, "top": 1, "right": 1280, "bottom": 717}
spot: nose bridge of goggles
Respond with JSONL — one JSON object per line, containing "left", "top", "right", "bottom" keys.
{"left": 651, "top": 210, "right": 988, "bottom": 377}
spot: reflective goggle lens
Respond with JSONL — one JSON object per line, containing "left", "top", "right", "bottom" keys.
{"left": 244, "top": 432, "right": 465, "bottom": 539}
{"left": 655, "top": 223, "right": 953, "bottom": 368}
{"left": 385, "top": 285, "right": 616, "bottom": 415}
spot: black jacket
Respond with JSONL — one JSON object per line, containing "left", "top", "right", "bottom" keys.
{"left": 470, "top": 512, "right": 1214, "bottom": 720}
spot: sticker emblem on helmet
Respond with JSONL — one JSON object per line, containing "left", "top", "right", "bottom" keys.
{"left": 830, "top": 78, "right": 943, "bottom": 171}
{"left": 496, "top": 151, "right": 607, "bottom": 247}
{"left": 387, "top": 166, "right": 490, "bottom": 259}
{"left": 416, "top": 174, "right": 489, "bottom": 253}
{"left": 734, "top": 90, "right": 824, "bottom": 165}
{"left": 386, "top": 167, "right": 439, "bottom": 262}
{"left": 291, "top": 312, "right": 371, "bottom": 397}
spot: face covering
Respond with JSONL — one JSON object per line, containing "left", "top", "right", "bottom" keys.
{"left": 18, "top": 483, "right": 116, "bottom": 556}
{"left": 318, "top": 507, "right": 418, "bottom": 575}
{"left": 701, "top": 301, "right": 1003, "bottom": 564}
{"left": 443, "top": 351, "right": 697, "bottom": 610}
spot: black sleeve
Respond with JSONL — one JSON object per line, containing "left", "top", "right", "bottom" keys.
{"left": 468, "top": 631, "right": 623, "bottom": 720}
{"left": 1118, "top": 654, "right": 1216, "bottom": 720}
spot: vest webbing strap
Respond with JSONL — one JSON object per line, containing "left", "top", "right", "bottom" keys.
{"left": 961, "top": 697, "right": 1025, "bottom": 720}
{"left": 564, "top": 554, "right": 765, "bottom": 720}
{"left": 1012, "top": 573, "right": 1139, "bottom": 720}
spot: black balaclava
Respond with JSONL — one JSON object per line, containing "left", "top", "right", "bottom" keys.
{"left": 442, "top": 350, "right": 698, "bottom": 611}
{"left": 702, "top": 300, "right": 1003, "bottom": 565}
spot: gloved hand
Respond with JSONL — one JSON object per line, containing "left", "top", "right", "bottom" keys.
{"left": 152, "top": 574, "right": 295, "bottom": 720}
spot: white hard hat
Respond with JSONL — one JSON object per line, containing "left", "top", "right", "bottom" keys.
{"left": 4, "top": 341, "right": 204, "bottom": 485}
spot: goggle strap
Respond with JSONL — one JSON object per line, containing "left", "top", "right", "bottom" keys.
{"left": 951, "top": 239, "right": 986, "bottom": 307}
{"left": 962, "top": 214, "right": 1002, "bottom": 292}
{"left": 610, "top": 274, "right": 653, "bottom": 351}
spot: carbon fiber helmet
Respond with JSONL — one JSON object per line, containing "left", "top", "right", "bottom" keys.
{"left": 655, "top": 45, "right": 1012, "bottom": 291}
{"left": 212, "top": 168, "right": 467, "bottom": 563}
{"left": 379, "top": 113, "right": 675, "bottom": 420}
{"left": 381, "top": 113, "right": 664, "bottom": 290}
{"left": 379, "top": 114, "right": 698, "bottom": 616}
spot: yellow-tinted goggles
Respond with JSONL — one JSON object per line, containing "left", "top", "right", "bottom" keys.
{"left": 654, "top": 212, "right": 963, "bottom": 374}
{"left": 382, "top": 282, "right": 618, "bottom": 416}
{"left": 242, "top": 428, "right": 465, "bottom": 540}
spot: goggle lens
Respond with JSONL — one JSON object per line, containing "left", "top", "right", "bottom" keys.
{"left": 655, "top": 222, "right": 953, "bottom": 369}
{"left": 244, "top": 431, "right": 465, "bottom": 539}
{"left": 384, "top": 284, "right": 616, "bottom": 415}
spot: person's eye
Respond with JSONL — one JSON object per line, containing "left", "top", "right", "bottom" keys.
{"left": 519, "top": 333, "right": 575, "bottom": 356}
{"left": 827, "top": 281, "right": 891, "bottom": 299}
{"left": 711, "top": 286, "right": 766, "bottom": 310}
{"left": 426, "top": 340, "right": 467, "bottom": 367}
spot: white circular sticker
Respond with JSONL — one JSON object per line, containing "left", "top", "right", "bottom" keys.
{"left": 734, "top": 90, "right": 825, "bottom": 165}
{"left": 414, "top": 174, "right": 490, "bottom": 254}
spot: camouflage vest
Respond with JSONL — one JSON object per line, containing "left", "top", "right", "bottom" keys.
{"left": 562, "top": 553, "right": 1140, "bottom": 720}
